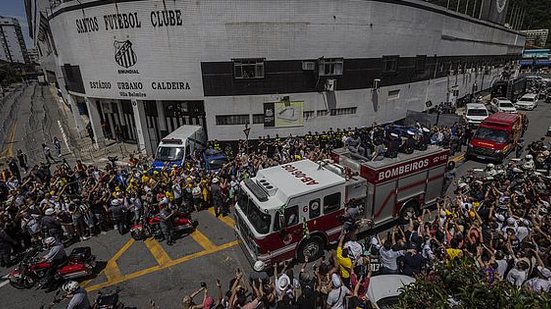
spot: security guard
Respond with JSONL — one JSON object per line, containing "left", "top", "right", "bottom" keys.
{"left": 386, "top": 132, "right": 401, "bottom": 158}
{"left": 400, "top": 130, "right": 416, "bottom": 154}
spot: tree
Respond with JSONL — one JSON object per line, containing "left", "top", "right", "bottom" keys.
{"left": 396, "top": 258, "right": 551, "bottom": 308}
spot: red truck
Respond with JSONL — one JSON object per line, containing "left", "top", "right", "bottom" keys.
{"left": 467, "top": 112, "right": 524, "bottom": 162}
{"left": 233, "top": 146, "right": 448, "bottom": 266}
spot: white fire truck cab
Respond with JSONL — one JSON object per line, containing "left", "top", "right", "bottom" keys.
{"left": 234, "top": 145, "right": 448, "bottom": 266}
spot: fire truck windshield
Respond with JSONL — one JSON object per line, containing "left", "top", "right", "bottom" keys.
{"left": 238, "top": 189, "right": 271, "bottom": 234}
{"left": 474, "top": 127, "right": 509, "bottom": 143}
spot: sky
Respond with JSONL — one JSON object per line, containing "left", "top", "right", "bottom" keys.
{"left": 1, "top": 0, "right": 32, "bottom": 48}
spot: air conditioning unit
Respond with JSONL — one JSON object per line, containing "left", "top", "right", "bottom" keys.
{"left": 302, "top": 61, "right": 315, "bottom": 71}
{"left": 325, "top": 79, "right": 336, "bottom": 91}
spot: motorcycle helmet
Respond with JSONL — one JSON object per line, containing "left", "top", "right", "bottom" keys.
{"left": 159, "top": 197, "right": 169, "bottom": 205}
{"left": 44, "top": 236, "right": 56, "bottom": 247}
{"left": 111, "top": 199, "right": 121, "bottom": 206}
{"left": 44, "top": 208, "right": 55, "bottom": 216}
{"left": 526, "top": 154, "right": 533, "bottom": 160}
{"left": 62, "top": 280, "right": 80, "bottom": 293}
{"left": 486, "top": 163, "right": 495, "bottom": 169}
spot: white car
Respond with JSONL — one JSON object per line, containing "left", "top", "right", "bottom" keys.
{"left": 515, "top": 94, "right": 538, "bottom": 110}
{"left": 490, "top": 98, "right": 517, "bottom": 113}
{"left": 465, "top": 103, "right": 489, "bottom": 126}
{"left": 367, "top": 274, "right": 416, "bottom": 309}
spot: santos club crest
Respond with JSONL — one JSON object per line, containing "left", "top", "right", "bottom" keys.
{"left": 114, "top": 40, "right": 137, "bottom": 68}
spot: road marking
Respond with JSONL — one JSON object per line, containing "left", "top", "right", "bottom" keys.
{"left": 144, "top": 238, "right": 173, "bottom": 266}
{"left": 0, "top": 280, "right": 9, "bottom": 289}
{"left": 85, "top": 240, "right": 239, "bottom": 292}
{"left": 103, "top": 238, "right": 134, "bottom": 282}
{"left": 450, "top": 153, "right": 465, "bottom": 163}
{"left": 207, "top": 207, "right": 235, "bottom": 228}
{"left": 190, "top": 229, "right": 217, "bottom": 251}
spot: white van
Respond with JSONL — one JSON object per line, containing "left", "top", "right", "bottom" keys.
{"left": 465, "top": 103, "right": 489, "bottom": 127}
{"left": 152, "top": 125, "right": 207, "bottom": 170}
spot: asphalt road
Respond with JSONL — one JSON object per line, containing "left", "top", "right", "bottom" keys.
{"left": 0, "top": 83, "right": 550, "bottom": 308}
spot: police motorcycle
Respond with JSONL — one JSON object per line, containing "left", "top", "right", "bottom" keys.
{"left": 8, "top": 240, "right": 96, "bottom": 289}
{"left": 130, "top": 198, "right": 198, "bottom": 241}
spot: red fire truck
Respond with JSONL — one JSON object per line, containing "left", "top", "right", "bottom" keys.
{"left": 234, "top": 146, "right": 448, "bottom": 265}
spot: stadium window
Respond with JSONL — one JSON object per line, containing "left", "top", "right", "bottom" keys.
{"left": 330, "top": 107, "right": 357, "bottom": 116}
{"left": 252, "top": 114, "right": 265, "bottom": 124}
{"left": 415, "top": 55, "right": 426, "bottom": 72}
{"left": 215, "top": 114, "right": 250, "bottom": 125}
{"left": 233, "top": 59, "right": 264, "bottom": 79}
{"left": 303, "top": 110, "right": 315, "bottom": 120}
{"left": 388, "top": 89, "right": 400, "bottom": 100}
{"left": 382, "top": 56, "right": 399, "bottom": 73}
{"left": 318, "top": 58, "right": 343, "bottom": 76}
{"left": 317, "top": 110, "right": 329, "bottom": 117}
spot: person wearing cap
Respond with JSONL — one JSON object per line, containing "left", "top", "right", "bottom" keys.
{"left": 62, "top": 280, "right": 90, "bottom": 309}
{"left": 41, "top": 236, "right": 67, "bottom": 290}
{"left": 385, "top": 132, "right": 400, "bottom": 158}
{"left": 249, "top": 260, "right": 269, "bottom": 283}
{"left": 325, "top": 273, "right": 351, "bottom": 309}
{"left": 523, "top": 249, "right": 551, "bottom": 293}
{"left": 210, "top": 178, "right": 224, "bottom": 217}
{"left": 402, "top": 242, "right": 425, "bottom": 276}
{"left": 400, "top": 130, "right": 415, "bottom": 154}
{"left": 158, "top": 199, "right": 175, "bottom": 245}
{"left": 335, "top": 233, "right": 353, "bottom": 288}
{"left": 107, "top": 199, "right": 127, "bottom": 235}
{"left": 41, "top": 207, "right": 63, "bottom": 242}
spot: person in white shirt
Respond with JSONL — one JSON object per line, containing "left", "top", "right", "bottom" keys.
{"left": 378, "top": 240, "right": 405, "bottom": 274}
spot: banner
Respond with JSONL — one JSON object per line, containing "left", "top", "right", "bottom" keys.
{"left": 264, "top": 101, "right": 304, "bottom": 128}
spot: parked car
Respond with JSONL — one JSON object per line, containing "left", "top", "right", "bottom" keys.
{"left": 465, "top": 103, "right": 490, "bottom": 127}
{"left": 367, "top": 275, "right": 416, "bottom": 309}
{"left": 203, "top": 148, "right": 229, "bottom": 170}
{"left": 489, "top": 98, "right": 517, "bottom": 113}
{"left": 515, "top": 93, "right": 538, "bottom": 111}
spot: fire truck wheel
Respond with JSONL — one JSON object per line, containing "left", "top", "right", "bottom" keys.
{"left": 297, "top": 236, "right": 324, "bottom": 262}
{"left": 399, "top": 201, "right": 419, "bottom": 224}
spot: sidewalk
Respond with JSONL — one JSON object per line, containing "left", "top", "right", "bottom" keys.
{"left": 48, "top": 86, "right": 138, "bottom": 166}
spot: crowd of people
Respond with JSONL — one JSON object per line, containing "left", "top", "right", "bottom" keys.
{"left": 1, "top": 115, "right": 550, "bottom": 308}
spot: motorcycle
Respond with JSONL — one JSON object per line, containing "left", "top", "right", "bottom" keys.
{"left": 8, "top": 246, "right": 96, "bottom": 289}
{"left": 130, "top": 209, "right": 198, "bottom": 241}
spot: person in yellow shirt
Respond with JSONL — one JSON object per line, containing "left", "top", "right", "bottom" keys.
{"left": 445, "top": 238, "right": 463, "bottom": 260}
{"left": 141, "top": 171, "right": 150, "bottom": 184}
{"left": 336, "top": 233, "right": 352, "bottom": 288}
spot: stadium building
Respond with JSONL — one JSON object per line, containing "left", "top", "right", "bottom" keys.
{"left": 26, "top": 0, "right": 525, "bottom": 154}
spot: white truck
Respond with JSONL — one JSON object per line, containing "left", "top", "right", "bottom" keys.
{"left": 151, "top": 125, "right": 207, "bottom": 170}
{"left": 234, "top": 145, "right": 448, "bottom": 265}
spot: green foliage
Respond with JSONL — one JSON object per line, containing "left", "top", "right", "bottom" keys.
{"left": 395, "top": 258, "right": 551, "bottom": 309}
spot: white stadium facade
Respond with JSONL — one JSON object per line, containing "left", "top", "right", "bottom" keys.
{"left": 25, "top": 0, "right": 525, "bottom": 154}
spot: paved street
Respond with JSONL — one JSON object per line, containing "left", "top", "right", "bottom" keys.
{"left": 0, "top": 83, "right": 550, "bottom": 308}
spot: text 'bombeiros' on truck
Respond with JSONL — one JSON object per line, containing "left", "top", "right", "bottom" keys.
{"left": 234, "top": 145, "right": 448, "bottom": 266}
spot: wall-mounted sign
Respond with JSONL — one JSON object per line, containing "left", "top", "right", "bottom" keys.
{"left": 264, "top": 101, "right": 304, "bottom": 128}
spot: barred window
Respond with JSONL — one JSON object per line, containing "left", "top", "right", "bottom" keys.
{"left": 319, "top": 58, "right": 344, "bottom": 76}
{"left": 215, "top": 114, "right": 250, "bottom": 125}
{"left": 415, "top": 55, "right": 426, "bottom": 72}
{"left": 233, "top": 59, "right": 264, "bottom": 79}
{"left": 383, "top": 56, "right": 399, "bottom": 73}
{"left": 303, "top": 110, "right": 315, "bottom": 120}
{"left": 330, "top": 107, "right": 357, "bottom": 116}
{"left": 317, "top": 110, "right": 329, "bottom": 117}
{"left": 252, "top": 114, "right": 265, "bottom": 124}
